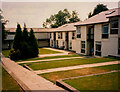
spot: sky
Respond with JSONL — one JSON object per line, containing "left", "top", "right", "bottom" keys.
{"left": 1, "top": 1, "right": 119, "bottom": 28}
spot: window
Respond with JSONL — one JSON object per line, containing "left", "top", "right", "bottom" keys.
{"left": 50, "top": 33, "right": 51, "bottom": 38}
{"left": 72, "top": 32, "right": 75, "bottom": 39}
{"left": 51, "top": 40, "right": 53, "bottom": 47}
{"left": 56, "top": 40, "right": 58, "bottom": 48}
{"left": 77, "top": 27, "right": 81, "bottom": 38}
{"left": 102, "top": 24, "right": 109, "bottom": 39}
{"left": 81, "top": 41, "right": 85, "bottom": 53}
{"left": 70, "top": 41, "right": 72, "bottom": 49}
{"left": 63, "top": 41, "right": 65, "bottom": 48}
{"left": 61, "top": 32, "right": 62, "bottom": 39}
{"left": 110, "top": 20, "right": 118, "bottom": 34}
{"left": 118, "top": 38, "right": 120, "bottom": 55}
{"left": 58, "top": 32, "right": 62, "bottom": 39}
{"left": 95, "top": 41, "right": 101, "bottom": 56}
{"left": 58, "top": 32, "right": 60, "bottom": 39}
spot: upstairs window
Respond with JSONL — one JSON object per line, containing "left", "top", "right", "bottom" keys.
{"left": 58, "top": 32, "right": 63, "bottom": 39}
{"left": 58, "top": 32, "right": 60, "bottom": 39}
{"left": 61, "top": 32, "right": 63, "bottom": 39}
{"left": 110, "top": 20, "right": 118, "bottom": 34}
{"left": 77, "top": 27, "right": 81, "bottom": 38}
{"left": 102, "top": 24, "right": 109, "bottom": 39}
{"left": 72, "top": 32, "right": 75, "bottom": 39}
{"left": 50, "top": 33, "right": 51, "bottom": 38}
{"left": 81, "top": 41, "right": 85, "bottom": 53}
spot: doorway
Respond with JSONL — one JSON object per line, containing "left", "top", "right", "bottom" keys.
{"left": 87, "top": 26, "right": 94, "bottom": 56}
{"left": 65, "top": 32, "right": 69, "bottom": 50}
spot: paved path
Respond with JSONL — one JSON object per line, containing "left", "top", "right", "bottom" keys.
{"left": 39, "top": 48, "right": 70, "bottom": 57}
{"left": 35, "top": 61, "right": 120, "bottom": 74}
{"left": 60, "top": 70, "right": 120, "bottom": 81}
{"left": 17, "top": 57, "right": 83, "bottom": 64}
{"left": 2, "top": 57, "right": 65, "bottom": 91}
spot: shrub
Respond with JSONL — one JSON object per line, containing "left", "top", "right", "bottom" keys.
{"left": 10, "top": 48, "right": 21, "bottom": 60}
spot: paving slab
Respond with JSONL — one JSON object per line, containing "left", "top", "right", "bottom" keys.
{"left": 17, "top": 57, "right": 83, "bottom": 64}
{"left": 34, "top": 61, "right": 120, "bottom": 74}
{"left": 2, "top": 57, "right": 65, "bottom": 91}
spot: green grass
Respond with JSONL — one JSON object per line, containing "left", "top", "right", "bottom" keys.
{"left": 39, "top": 48, "right": 62, "bottom": 54}
{"left": 64, "top": 72, "right": 120, "bottom": 91}
{"left": 2, "top": 67, "right": 23, "bottom": 91}
{"left": 40, "top": 64, "right": 119, "bottom": 83}
{"left": 2, "top": 50, "right": 10, "bottom": 57}
{"left": 16, "top": 54, "right": 80, "bottom": 62}
{"left": 28, "top": 57, "right": 118, "bottom": 70}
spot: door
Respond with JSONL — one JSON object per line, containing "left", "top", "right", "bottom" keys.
{"left": 53, "top": 32, "right": 56, "bottom": 48}
{"left": 65, "top": 32, "right": 69, "bottom": 50}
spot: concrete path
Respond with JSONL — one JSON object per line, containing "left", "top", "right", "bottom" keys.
{"left": 17, "top": 57, "right": 83, "bottom": 64}
{"left": 39, "top": 48, "right": 70, "bottom": 57}
{"left": 2, "top": 57, "right": 65, "bottom": 91}
{"left": 35, "top": 61, "right": 120, "bottom": 74}
{"left": 60, "top": 70, "right": 120, "bottom": 81}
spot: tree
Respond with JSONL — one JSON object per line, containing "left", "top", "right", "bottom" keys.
{"left": 88, "top": 4, "right": 108, "bottom": 18}
{"left": 0, "top": 9, "right": 8, "bottom": 43}
{"left": 43, "top": 9, "right": 80, "bottom": 28}
{"left": 29, "top": 28, "right": 39, "bottom": 57}
{"left": 23, "top": 23, "right": 29, "bottom": 42}
{"left": 69, "top": 11, "right": 80, "bottom": 23}
{"left": 13, "top": 23, "right": 23, "bottom": 50}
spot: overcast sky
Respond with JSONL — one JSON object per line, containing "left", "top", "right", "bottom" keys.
{"left": 2, "top": 1, "right": 119, "bottom": 28}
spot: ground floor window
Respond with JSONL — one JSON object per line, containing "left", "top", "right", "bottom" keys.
{"left": 81, "top": 41, "right": 85, "bottom": 53}
{"left": 118, "top": 38, "right": 120, "bottom": 54}
{"left": 69, "top": 41, "right": 72, "bottom": 49}
{"left": 63, "top": 41, "right": 65, "bottom": 49}
{"left": 51, "top": 40, "right": 53, "bottom": 47}
{"left": 56, "top": 40, "right": 58, "bottom": 48}
{"left": 95, "top": 41, "right": 101, "bottom": 56}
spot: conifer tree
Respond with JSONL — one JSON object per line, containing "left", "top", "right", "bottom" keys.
{"left": 23, "top": 23, "right": 29, "bottom": 42}
{"left": 21, "top": 23, "right": 31, "bottom": 59}
{"left": 29, "top": 28, "right": 38, "bottom": 57}
{"left": 13, "top": 23, "right": 23, "bottom": 50}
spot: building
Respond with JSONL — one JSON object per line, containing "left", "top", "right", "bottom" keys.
{"left": 75, "top": 8, "right": 120, "bottom": 57}
{"left": 2, "top": 28, "right": 56, "bottom": 50}
{"left": 49, "top": 23, "right": 77, "bottom": 52}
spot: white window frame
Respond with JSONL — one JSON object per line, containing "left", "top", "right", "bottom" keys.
{"left": 81, "top": 41, "right": 85, "bottom": 53}
{"left": 95, "top": 41, "right": 101, "bottom": 56}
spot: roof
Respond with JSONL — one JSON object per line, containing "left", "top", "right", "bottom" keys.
{"left": 6, "top": 28, "right": 56, "bottom": 33}
{"left": 75, "top": 8, "right": 120, "bottom": 26}
{"left": 50, "top": 22, "right": 79, "bottom": 32}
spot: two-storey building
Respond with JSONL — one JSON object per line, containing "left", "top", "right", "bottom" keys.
{"left": 75, "top": 8, "right": 120, "bottom": 57}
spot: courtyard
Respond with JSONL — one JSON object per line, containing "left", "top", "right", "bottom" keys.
{"left": 2, "top": 48, "right": 120, "bottom": 91}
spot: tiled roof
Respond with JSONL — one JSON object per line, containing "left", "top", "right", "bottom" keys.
{"left": 6, "top": 28, "right": 56, "bottom": 33}
{"left": 50, "top": 22, "right": 80, "bottom": 32}
{"left": 75, "top": 8, "right": 120, "bottom": 26}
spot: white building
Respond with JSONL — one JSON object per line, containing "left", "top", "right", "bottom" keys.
{"left": 75, "top": 8, "right": 120, "bottom": 57}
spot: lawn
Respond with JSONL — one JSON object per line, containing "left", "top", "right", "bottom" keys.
{"left": 64, "top": 72, "right": 120, "bottom": 91}
{"left": 40, "top": 64, "right": 119, "bottom": 83}
{"left": 28, "top": 57, "right": 118, "bottom": 70}
{"left": 2, "top": 50, "right": 10, "bottom": 57}
{"left": 2, "top": 48, "right": 61, "bottom": 58}
{"left": 39, "top": 48, "right": 62, "bottom": 54}
{"left": 16, "top": 54, "right": 80, "bottom": 62}
{"left": 2, "top": 67, "right": 23, "bottom": 91}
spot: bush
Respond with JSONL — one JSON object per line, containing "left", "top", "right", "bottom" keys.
{"left": 10, "top": 48, "right": 21, "bottom": 60}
